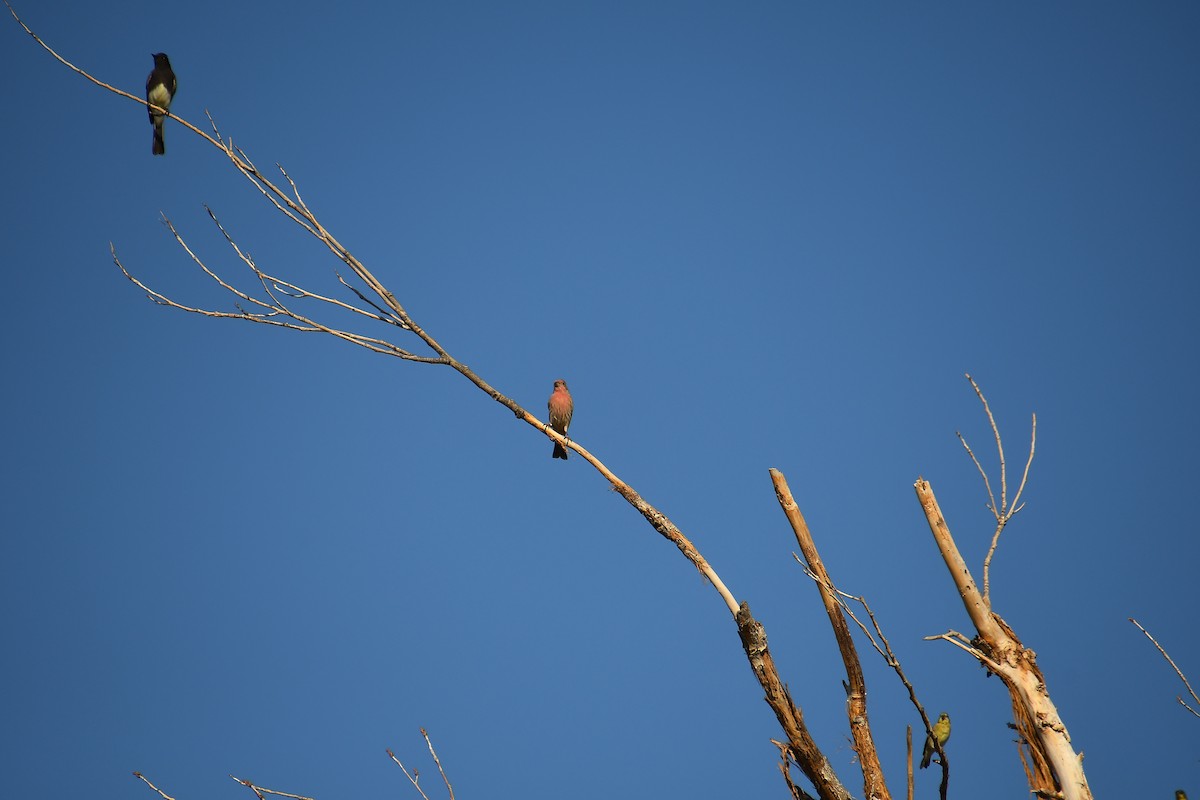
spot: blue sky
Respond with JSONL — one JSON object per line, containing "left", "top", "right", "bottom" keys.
{"left": 2, "top": 2, "right": 1198, "bottom": 798}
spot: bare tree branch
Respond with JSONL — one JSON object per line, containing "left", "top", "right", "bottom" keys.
{"left": 772, "top": 738, "right": 818, "bottom": 800}
{"left": 389, "top": 744, "right": 437, "bottom": 800}
{"left": 133, "top": 772, "right": 178, "bottom": 800}
{"left": 420, "top": 728, "right": 455, "bottom": 800}
{"left": 230, "top": 775, "right": 315, "bottom": 800}
{"left": 905, "top": 728, "right": 913, "bottom": 800}
{"left": 771, "top": 469, "right": 888, "bottom": 800}
{"left": 915, "top": 478, "right": 1089, "bottom": 800}
{"left": 1130, "top": 618, "right": 1200, "bottom": 718}
{"left": 794, "top": 556, "right": 949, "bottom": 800}
{"left": 12, "top": 9, "right": 1078, "bottom": 800}
{"left": 10, "top": 4, "right": 750, "bottom": 628}
{"left": 957, "top": 374, "right": 1037, "bottom": 607}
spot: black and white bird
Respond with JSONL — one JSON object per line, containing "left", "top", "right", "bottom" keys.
{"left": 145, "top": 53, "right": 177, "bottom": 156}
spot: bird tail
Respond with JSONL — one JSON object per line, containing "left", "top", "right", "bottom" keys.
{"left": 552, "top": 442, "right": 568, "bottom": 460}
{"left": 152, "top": 120, "right": 165, "bottom": 155}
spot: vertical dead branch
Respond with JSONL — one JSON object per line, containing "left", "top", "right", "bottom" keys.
{"left": 905, "top": 727, "right": 913, "bottom": 800}
{"left": 770, "top": 469, "right": 889, "bottom": 800}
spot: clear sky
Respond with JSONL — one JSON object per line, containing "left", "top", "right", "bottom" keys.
{"left": 2, "top": 2, "right": 1198, "bottom": 798}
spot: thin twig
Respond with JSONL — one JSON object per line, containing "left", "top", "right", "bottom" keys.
{"left": 771, "top": 739, "right": 816, "bottom": 800}
{"left": 795, "top": 555, "right": 947, "bottom": 790}
{"left": 388, "top": 748, "right": 435, "bottom": 800}
{"left": 961, "top": 375, "right": 1036, "bottom": 607}
{"left": 956, "top": 431, "right": 996, "bottom": 516}
{"left": 421, "top": 728, "right": 455, "bottom": 800}
{"left": 924, "top": 631, "right": 1003, "bottom": 672}
{"left": 230, "top": 775, "right": 315, "bottom": 800}
{"left": 1130, "top": 618, "right": 1200, "bottom": 717}
{"left": 967, "top": 373, "right": 1007, "bottom": 511}
{"left": 1010, "top": 413, "right": 1037, "bottom": 515}
{"left": 132, "top": 773, "right": 177, "bottom": 800}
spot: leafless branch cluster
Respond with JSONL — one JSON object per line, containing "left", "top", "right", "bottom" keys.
{"left": 386, "top": 728, "right": 457, "bottom": 800}
{"left": 956, "top": 373, "right": 1036, "bottom": 606}
{"left": 932, "top": 378, "right": 1093, "bottom": 799}
{"left": 10, "top": 5, "right": 1112, "bottom": 800}
{"left": 133, "top": 771, "right": 317, "bottom": 800}
{"left": 8, "top": 6, "right": 860, "bottom": 799}
{"left": 6, "top": 0, "right": 742, "bottom": 616}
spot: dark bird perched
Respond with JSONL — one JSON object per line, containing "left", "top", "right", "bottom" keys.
{"left": 145, "top": 53, "right": 177, "bottom": 155}
{"left": 547, "top": 379, "right": 573, "bottom": 460}
{"left": 920, "top": 712, "right": 951, "bottom": 769}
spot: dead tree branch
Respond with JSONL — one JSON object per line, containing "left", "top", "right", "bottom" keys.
{"left": 133, "top": 773, "right": 178, "bottom": 800}
{"left": 388, "top": 728, "right": 455, "bottom": 800}
{"left": 1130, "top": 618, "right": 1200, "bottom": 718}
{"left": 7, "top": 1, "right": 740, "bottom": 611}
{"left": 957, "top": 374, "right": 1036, "bottom": 607}
{"left": 915, "top": 476, "right": 1090, "bottom": 800}
{"left": 229, "top": 776, "right": 315, "bottom": 800}
{"left": 771, "top": 469, "right": 888, "bottom": 800}
{"left": 6, "top": 6, "right": 859, "bottom": 799}
{"left": 796, "top": 557, "right": 949, "bottom": 799}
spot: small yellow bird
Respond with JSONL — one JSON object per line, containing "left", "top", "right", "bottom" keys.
{"left": 920, "top": 712, "right": 951, "bottom": 769}
{"left": 1175, "top": 791, "right": 1187, "bottom": 800}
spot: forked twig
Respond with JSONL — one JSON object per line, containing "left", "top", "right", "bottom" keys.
{"left": 958, "top": 374, "right": 1036, "bottom": 606}
{"left": 12, "top": 0, "right": 741, "bottom": 623}
{"left": 388, "top": 748, "right": 434, "bottom": 800}
{"left": 229, "top": 775, "right": 315, "bottom": 800}
{"left": 11, "top": 6, "right": 856, "bottom": 797}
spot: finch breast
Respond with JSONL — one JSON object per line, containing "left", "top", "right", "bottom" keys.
{"left": 547, "top": 379, "right": 573, "bottom": 460}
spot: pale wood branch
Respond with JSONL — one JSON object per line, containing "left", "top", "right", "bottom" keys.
{"left": 133, "top": 772, "right": 177, "bottom": 800}
{"left": 915, "top": 479, "right": 1090, "bottom": 800}
{"left": 230, "top": 775, "right": 315, "bottom": 800}
{"left": 388, "top": 747, "right": 435, "bottom": 800}
{"left": 420, "top": 728, "right": 455, "bottom": 800}
{"left": 771, "top": 469, "right": 884, "bottom": 800}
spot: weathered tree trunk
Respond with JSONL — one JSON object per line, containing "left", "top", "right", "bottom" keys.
{"left": 915, "top": 479, "right": 1092, "bottom": 800}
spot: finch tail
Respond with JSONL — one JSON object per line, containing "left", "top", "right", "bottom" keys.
{"left": 552, "top": 442, "right": 568, "bottom": 460}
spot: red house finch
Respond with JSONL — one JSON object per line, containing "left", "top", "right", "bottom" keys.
{"left": 547, "top": 379, "right": 573, "bottom": 460}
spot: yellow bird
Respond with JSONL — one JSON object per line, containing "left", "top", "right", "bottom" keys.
{"left": 920, "top": 712, "right": 951, "bottom": 769}
{"left": 1175, "top": 791, "right": 1187, "bottom": 800}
